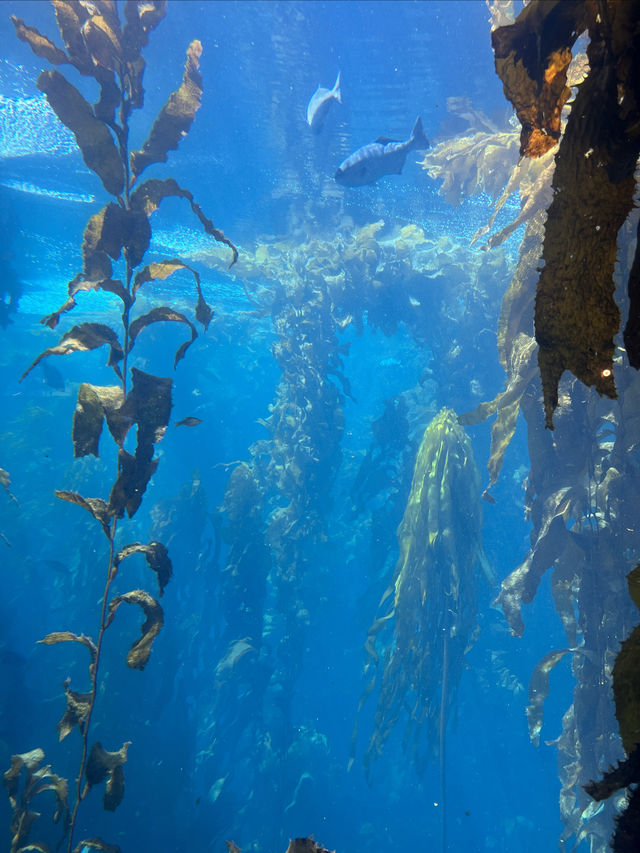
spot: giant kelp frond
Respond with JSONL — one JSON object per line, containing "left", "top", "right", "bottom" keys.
{"left": 356, "top": 409, "right": 489, "bottom": 774}
{"left": 493, "top": 0, "right": 640, "bottom": 427}
{"left": 584, "top": 567, "right": 640, "bottom": 853}
{"left": 4, "top": 748, "right": 70, "bottom": 853}
{"left": 420, "top": 129, "right": 520, "bottom": 208}
{"left": 8, "top": 2, "right": 236, "bottom": 851}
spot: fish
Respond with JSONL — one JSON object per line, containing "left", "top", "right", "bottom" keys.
{"left": 334, "top": 116, "right": 429, "bottom": 187}
{"left": 306, "top": 71, "right": 341, "bottom": 132}
{"left": 175, "top": 416, "right": 203, "bottom": 428}
{"left": 40, "top": 360, "right": 65, "bottom": 390}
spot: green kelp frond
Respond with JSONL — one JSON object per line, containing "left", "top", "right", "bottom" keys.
{"left": 355, "top": 409, "right": 491, "bottom": 774}
{"left": 420, "top": 129, "right": 520, "bottom": 208}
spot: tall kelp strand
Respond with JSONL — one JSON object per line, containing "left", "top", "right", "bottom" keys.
{"left": 428, "top": 3, "right": 640, "bottom": 849}
{"left": 356, "top": 408, "right": 492, "bottom": 778}
{"left": 5, "top": 2, "right": 236, "bottom": 852}
{"left": 491, "top": 0, "right": 640, "bottom": 428}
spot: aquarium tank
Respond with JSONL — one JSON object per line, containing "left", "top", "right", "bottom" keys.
{"left": 2, "top": 1, "right": 640, "bottom": 852}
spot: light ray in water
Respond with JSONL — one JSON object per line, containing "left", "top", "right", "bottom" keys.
{"left": 0, "top": 179, "right": 95, "bottom": 205}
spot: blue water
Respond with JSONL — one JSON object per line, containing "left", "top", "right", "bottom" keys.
{"left": 0, "top": 2, "right": 605, "bottom": 852}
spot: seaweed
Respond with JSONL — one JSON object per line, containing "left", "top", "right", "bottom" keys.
{"left": 466, "top": 3, "right": 640, "bottom": 847}
{"left": 584, "top": 566, "right": 640, "bottom": 852}
{"left": 6, "top": 3, "right": 235, "bottom": 851}
{"left": 353, "top": 409, "right": 492, "bottom": 777}
{"left": 492, "top": 0, "right": 640, "bottom": 428}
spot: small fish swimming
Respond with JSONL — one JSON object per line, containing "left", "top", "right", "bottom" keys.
{"left": 306, "top": 71, "right": 341, "bottom": 132}
{"left": 175, "top": 416, "right": 203, "bottom": 428}
{"left": 334, "top": 116, "right": 429, "bottom": 187}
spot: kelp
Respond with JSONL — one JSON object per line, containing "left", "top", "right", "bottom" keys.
{"left": 286, "top": 839, "right": 334, "bottom": 853}
{"left": 584, "top": 566, "right": 640, "bottom": 852}
{"left": 355, "top": 409, "right": 491, "bottom": 775}
{"left": 586, "top": 747, "right": 640, "bottom": 853}
{"left": 492, "top": 0, "right": 585, "bottom": 158}
{"left": 83, "top": 742, "right": 130, "bottom": 812}
{"left": 4, "top": 748, "right": 70, "bottom": 853}
{"left": 7, "top": 2, "right": 235, "bottom": 851}
{"left": 492, "top": 0, "right": 640, "bottom": 427}
{"left": 468, "top": 7, "right": 640, "bottom": 847}
{"left": 490, "top": 359, "right": 640, "bottom": 849}
{"left": 420, "top": 129, "right": 520, "bottom": 207}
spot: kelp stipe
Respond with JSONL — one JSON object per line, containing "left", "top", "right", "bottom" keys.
{"left": 5, "top": 3, "right": 237, "bottom": 852}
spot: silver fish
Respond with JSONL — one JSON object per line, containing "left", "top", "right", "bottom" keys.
{"left": 306, "top": 71, "right": 342, "bottom": 132}
{"left": 335, "top": 116, "right": 429, "bottom": 187}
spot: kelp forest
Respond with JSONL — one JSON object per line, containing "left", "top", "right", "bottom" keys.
{"left": 2, "top": 1, "right": 640, "bottom": 853}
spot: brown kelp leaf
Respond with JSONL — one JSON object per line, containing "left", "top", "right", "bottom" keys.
{"left": 9, "top": 813, "right": 41, "bottom": 853}
{"left": 57, "top": 679, "right": 91, "bottom": 740}
{"left": 39, "top": 632, "right": 97, "bottom": 679}
{"left": 120, "top": 368, "right": 172, "bottom": 445}
{"left": 37, "top": 70, "right": 124, "bottom": 196}
{"left": 130, "top": 40, "right": 203, "bottom": 181}
{"left": 73, "top": 384, "right": 112, "bottom": 457}
{"left": 84, "top": 203, "right": 151, "bottom": 271}
{"left": 20, "top": 323, "right": 123, "bottom": 382}
{"left": 612, "top": 565, "right": 640, "bottom": 754}
{"left": 93, "top": 67, "right": 121, "bottom": 123}
{"left": 73, "top": 839, "right": 121, "bottom": 853}
{"left": 32, "top": 773, "right": 69, "bottom": 826}
{"left": 40, "top": 205, "right": 130, "bottom": 325}
{"left": 496, "top": 1, "right": 640, "bottom": 427}
{"left": 624, "top": 220, "right": 640, "bottom": 368}
{"left": 4, "top": 748, "right": 45, "bottom": 806}
{"left": 585, "top": 748, "right": 640, "bottom": 802}
{"left": 175, "top": 416, "right": 202, "bottom": 428}
{"left": 113, "top": 541, "right": 172, "bottom": 595}
{"left": 106, "top": 590, "right": 164, "bottom": 670}
{"left": 81, "top": 14, "right": 122, "bottom": 73}
{"left": 121, "top": 0, "right": 167, "bottom": 109}
{"left": 84, "top": 742, "right": 130, "bottom": 812}
{"left": 108, "top": 448, "right": 158, "bottom": 519}
{"left": 107, "top": 370, "right": 170, "bottom": 518}
{"left": 41, "top": 274, "right": 126, "bottom": 330}
{"left": 3, "top": 747, "right": 68, "bottom": 853}
{"left": 286, "top": 839, "right": 333, "bottom": 853}
{"left": 10, "top": 16, "right": 69, "bottom": 65}
{"left": 51, "top": 0, "right": 93, "bottom": 73}
{"left": 133, "top": 259, "right": 213, "bottom": 330}
{"left": 130, "top": 178, "right": 238, "bottom": 267}
{"left": 122, "top": 0, "right": 167, "bottom": 54}
{"left": 73, "top": 383, "right": 128, "bottom": 457}
{"left": 492, "top": 1, "right": 585, "bottom": 157}
{"left": 527, "top": 648, "right": 572, "bottom": 747}
{"left": 55, "top": 490, "right": 112, "bottom": 538}
{"left": 128, "top": 306, "right": 197, "bottom": 368}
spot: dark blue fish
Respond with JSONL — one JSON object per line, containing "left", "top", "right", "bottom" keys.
{"left": 306, "top": 72, "right": 342, "bottom": 132}
{"left": 335, "top": 117, "right": 429, "bottom": 187}
{"left": 40, "top": 360, "right": 65, "bottom": 390}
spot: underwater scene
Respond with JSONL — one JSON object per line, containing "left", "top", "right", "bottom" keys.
{"left": 2, "top": 1, "right": 640, "bottom": 852}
